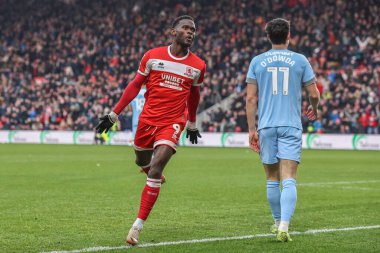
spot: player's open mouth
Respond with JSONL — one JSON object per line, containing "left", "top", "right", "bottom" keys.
{"left": 186, "top": 36, "right": 193, "bottom": 43}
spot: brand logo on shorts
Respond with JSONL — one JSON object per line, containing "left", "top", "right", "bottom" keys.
{"left": 172, "top": 123, "right": 181, "bottom": 141}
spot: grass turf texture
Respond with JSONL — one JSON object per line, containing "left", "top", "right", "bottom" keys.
{"left": 0, "top": 144, "right": 379, "bottom": 253}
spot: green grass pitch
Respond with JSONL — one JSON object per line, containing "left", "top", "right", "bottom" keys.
{"left": 0, "top": 144, "right": 379, "bottom": 252}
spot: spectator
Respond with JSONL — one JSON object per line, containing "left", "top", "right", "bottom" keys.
{"left": 358, "top": 112, "right": 369, "bottom": 134}
{"left": 368, "top": 111, "right": 379, "bottom": 134}
{"left": 0, "top": 0, "right": 379, "bottom": 134}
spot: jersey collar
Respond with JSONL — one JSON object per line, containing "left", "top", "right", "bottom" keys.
{"left": 168, "top": 45, "right": 189, "bottom": 60}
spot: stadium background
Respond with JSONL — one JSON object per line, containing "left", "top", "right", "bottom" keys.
{"left": 0, "top": 0, "right": 379, "bottom": 134}
{"left": 0, "top": 0, "right": 379, "bottom": 252}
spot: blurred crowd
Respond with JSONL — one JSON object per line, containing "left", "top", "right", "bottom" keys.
{"left": 0, "top": 0, "right": 379, "bottom": 134}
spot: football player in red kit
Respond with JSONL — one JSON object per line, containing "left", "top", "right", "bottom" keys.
{"left": 96, "top": 15, "right": 206, "bottom": 245}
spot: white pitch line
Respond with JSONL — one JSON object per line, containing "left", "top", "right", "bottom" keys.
{"left": 298, "top": 180, "right": 380, "bottom": 186}
{"left": 340, "top": 186, "right": 375, "bottom": 191}
{"left": 42, "top": 225, "right": 380, "bottom": 253}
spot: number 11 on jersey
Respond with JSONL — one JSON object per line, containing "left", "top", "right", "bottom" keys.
{"left": 267, "top": 67, "right": 289, "bottom": 95}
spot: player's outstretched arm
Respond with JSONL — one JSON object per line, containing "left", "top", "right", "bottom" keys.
{"left": 186, "top": 85, "right": 202, "bottom": 144}
{"left": 95, "top": 73, "right": 147, "bottom": 134}
{"left": 304, "top": 82, "right": 320, "bottom": 121}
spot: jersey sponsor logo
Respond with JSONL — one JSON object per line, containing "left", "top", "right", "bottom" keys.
{"left": 160, "top": 74, "right": 185, "bottom": 91}
{"left": 159, "top": 82, "right": 183, "bottom": 91}
{"left": 161, "top": 74, "right": 185, "bottom": 84}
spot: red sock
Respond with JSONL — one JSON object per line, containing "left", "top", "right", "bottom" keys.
{"left": 137, "top": 178, "right": 161, "bottom": 220}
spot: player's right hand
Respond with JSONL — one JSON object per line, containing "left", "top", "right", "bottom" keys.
{"left": 305, "top": 106, "right": 318, "bottom": 121}
{"left": 249, "top": 130, "right": 260, "bottom": 153}
{"left": 95, "top": 112, "right": 118, "bottom": 133}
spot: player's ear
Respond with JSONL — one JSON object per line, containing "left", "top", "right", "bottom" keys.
{"left": 287, "top": 32, "right": 291, "bottom": 40}
{"left": 170, "top": 28, "right": 177, "bottom": 36}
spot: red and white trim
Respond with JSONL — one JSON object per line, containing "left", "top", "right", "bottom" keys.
{"left": 154, "top": 139, "right": 177, "bottom": 151}
{"left": 138, "top": 59, "right": 154, "bottom": 76}
{"left": 133, "top": 144, "right": 154, "bottom": 151}
{"left": 141, "top": 163, "right": 151, "bottom": 169}
{"left": 137, "top": 70, "right": 149, "bottom": 76}
{"left": 147, "top": 178, "right": 161, "bottom": 188}
{"left": 168, "top": 45, "right": 189, "bottom": 60}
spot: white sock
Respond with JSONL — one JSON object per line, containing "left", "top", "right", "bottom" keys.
{"left": 275, "top": 220, "right": 280, "bottom": 227}
{"left": 278, "top": 221, "right": 289, "bottom": 232}
{"left": 133, "top": 218, "right": 144, "bottom": 229}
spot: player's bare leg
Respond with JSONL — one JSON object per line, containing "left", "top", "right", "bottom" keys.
{"left": 264, "top": 163, "right": 280, "bottom": 180}
{"left": 135, "top": 150, "right": 153, "bottom": 172}
{"left": 135, "top": 150, "right": 166, "bottom": 183}
{"left": 126, "top": 145, "right": 174, "bottom": 245}
{"left": 147, "top": 145, "right": 174, "bottom": 179}
{"left": 264, "top": 163, "right": 281, "bottom": 233}
{"left": 277, "top": 159, "right": 298, "bottom": 242}
{"left": 280, "top": 159, "right": 298, "bottom": 179}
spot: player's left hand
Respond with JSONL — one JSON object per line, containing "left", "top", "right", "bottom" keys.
{"left": 186, "top": 121, "right": 202, "bottom": 144}
{"left": 249, "top": 130, "right": 260, "bottom": 153}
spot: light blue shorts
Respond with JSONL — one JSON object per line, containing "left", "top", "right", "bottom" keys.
{"left": 258, "top": 127, "right": 302, "bottom": 164}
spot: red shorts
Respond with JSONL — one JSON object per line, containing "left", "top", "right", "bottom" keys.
{"left": 133, "top": 121, "right": 185, "bottom": 152}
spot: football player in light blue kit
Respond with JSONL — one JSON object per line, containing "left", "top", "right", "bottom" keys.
{"left": 246, "top": 18, "right": 320, "bottom": 242}
{"left": 130, "top": 86, "right": 146, "bottom": 139}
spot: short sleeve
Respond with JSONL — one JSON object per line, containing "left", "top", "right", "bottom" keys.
{"left": 193, "top": 62, "right": 206, "bottom": 86}
{"left": 246, "top": 58, "right": 257, "bottom": 85}
{"left": 138, "top": 50, "right": 152, "bottom": 76}
{"left": 302, "top": 56, "right": 316, "bottom": 86}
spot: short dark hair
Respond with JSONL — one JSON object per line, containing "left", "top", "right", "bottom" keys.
{"left": 265, "top": 18, "right": 290, "bottom": 45}
{"left": 172, "top": 15, "right": 194, "bottom": 28}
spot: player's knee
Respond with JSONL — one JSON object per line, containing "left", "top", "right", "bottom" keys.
{"left": 135, "top": 157, "right": 149, "bottom": 168}
{"left": 267, "top": 174, "right": 280, "bottom": 180}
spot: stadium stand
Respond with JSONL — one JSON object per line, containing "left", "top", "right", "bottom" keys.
{"left": 0, "top": 0, "right": 379, "bottom": 133}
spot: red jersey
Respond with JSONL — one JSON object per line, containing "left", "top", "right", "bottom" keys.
{"left": 137, "top": 46, "right": 206, "bottom": 126}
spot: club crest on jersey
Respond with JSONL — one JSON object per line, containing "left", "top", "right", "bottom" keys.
{"left": 185, "top": 67, "right": 193, "bottom": 77}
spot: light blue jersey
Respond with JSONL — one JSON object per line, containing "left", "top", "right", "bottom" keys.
{"left": 130, "top": 88, "right": 146, "bottom": 138}
{"left": 246, "top": 49, "right": 315, "bottom": 131}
